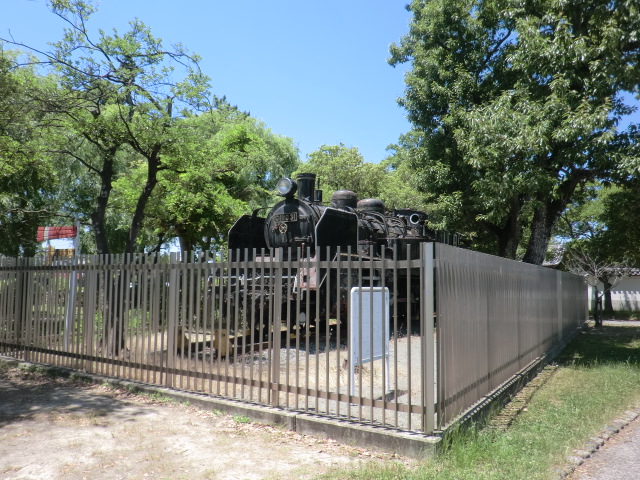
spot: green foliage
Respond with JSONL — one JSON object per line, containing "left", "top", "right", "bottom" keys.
{"left": 557, "top": 179, "right": 639, "bottom": 313}
{"left": 0, "top": 52, "right": 60, "bottom": 256}
{"left": 1, "top": 0, "right": 299, "bottom": 255}
{"left": 558, "top": 180, "right": 640, "bottom": 268}
{"left": 298, "top": 143, "right": 426, "bottom": 211}
{"left": 596, "top": 181, "right": 640, "bottom": 265}
{"left": 147, "top": 391, "right": 173, "bottom": 404}
{"left": 232, "top": 415, "right": 251, "bottom": 424}
{"left": 555, "top": 183, "right": 611, "bottom": 243}
{"left": 300, "top": 143, "right": 384, "bottom": 198}
{"left": 118, "top": 111, "right": 299, "bottom": 253}
{"left": 21, "top": 0, "right": 215, "bottom": 254}
{"left": 382, "top": 141, "right": 440, "bottom": 213}
{"left": 389, "top": 0, "right": 640, "bottom": 263}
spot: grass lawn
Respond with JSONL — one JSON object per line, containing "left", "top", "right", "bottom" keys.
{"left": 320, "top": 323, "right": 640, "bottom": 480}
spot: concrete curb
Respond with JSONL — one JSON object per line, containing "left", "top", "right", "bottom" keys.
{"left": 552, "top": 408, "right": 640, "bottom": 480}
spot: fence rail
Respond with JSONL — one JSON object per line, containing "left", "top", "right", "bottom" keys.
{"left": 0, "top": 243, "right": 587, "bottom": 435}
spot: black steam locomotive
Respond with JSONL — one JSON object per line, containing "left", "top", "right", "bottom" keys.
{"left": 229, "top": 173, "right": 433, "bottom": 259}
{"left": 227, "top": 173, "right": 435, "bottom": 328}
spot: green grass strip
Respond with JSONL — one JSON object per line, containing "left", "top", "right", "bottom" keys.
{"left": 321, "top": 324, "right": 640, "bottom": 480}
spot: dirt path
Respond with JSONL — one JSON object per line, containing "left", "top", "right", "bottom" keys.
{"left": 0, "top": 365, "right": 406, "bottom": 480}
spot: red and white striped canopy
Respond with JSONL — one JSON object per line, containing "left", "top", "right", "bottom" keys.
{"left": 36, "top": 226, "right": 77, "bottom": 242}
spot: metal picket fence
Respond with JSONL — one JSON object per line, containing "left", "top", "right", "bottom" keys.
{"left": 0, "top": 243, "right": 587, "bottom": 435}
{"left": 434, "top": 244, "right": 587, "bottom": 426}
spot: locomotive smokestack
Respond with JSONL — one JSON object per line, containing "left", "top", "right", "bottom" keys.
{"left": 296, "top": 173, "right": 316, "bottom": 202}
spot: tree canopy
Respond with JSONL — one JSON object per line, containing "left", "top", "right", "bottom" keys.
{"left": 0, "top": 0, "right": 299, "bottom": 255}
{"left": 558, "top": 180, "right": 640, "bottom": 266}
{"left": 134, "top": 111, "right": 299, "bottom": 253}
{"left": 389, "top": 0, "right": 640, "bottom": 264}
{"left": 0, "top": 51, "right": 61, "bottom": 256}
{"left": 298, "top": 143, "right": 427, "bottom": 211}
{"left": 3, "top": 0, "right": 639, "bottom": 261}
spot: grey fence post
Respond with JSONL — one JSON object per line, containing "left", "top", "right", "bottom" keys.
{"left": 23, "top": 259, "right": 34, "bottom": 363}
{"left": 15, "top": 261, "right": 27, "bottom": 359}
{"left": 166, "top": 252, "right": 179, "bottom": 388}
{"left": 64, "top": 256, "right": 78, "bottom": 351}
{"left": 271, "top": 252, "right": 283, "bottom": 407}
{"left": 422, "top": 242, "right": 436, "bottom": 434}
{"left": 83, "top": 256, "right": 98, "bottom": 373}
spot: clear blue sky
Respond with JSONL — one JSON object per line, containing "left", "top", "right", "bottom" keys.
{"left": 3, "top": 1, "right": 638, "bottom": 163}
{"left": 2, "top": 0, "right": 413, "bottom": 164}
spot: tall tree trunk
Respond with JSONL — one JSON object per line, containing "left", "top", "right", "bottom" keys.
{"left": 91, "top": 152, "right": 116, "bottom": 255}
{"left": 523, "top": 201, "right": 559, "bottom": 265}
{"left": 179, "top": 235, "right": 193, "bottom": 253}
{"left": 125, "top": 149, "right": 161, "bottom": 254}
{"left": 91, "top": 207, "right": 110, "bottom": 255}
{"left": 495, "top": 196, "right": 524, "bottom": 259}
{"left": 522, "top": 151, "right": 592, "bottom": 265}
{"left": 602, "top": 278, "right": 614, "bottom": 313}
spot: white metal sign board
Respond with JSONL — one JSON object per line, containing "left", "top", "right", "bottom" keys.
{"left": 349, "top": 286, "right": 390, "bottom": 395}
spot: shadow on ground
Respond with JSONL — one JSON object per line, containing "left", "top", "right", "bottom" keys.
{"left": 556, "top": 322, "right": 640, "bottom": 367}
{"left": 0, "top": 366, "right": 150, "bottom": 429}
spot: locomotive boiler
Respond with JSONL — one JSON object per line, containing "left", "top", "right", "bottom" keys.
{"left": 227, "top": 173, "right": 434, "bottom": 329}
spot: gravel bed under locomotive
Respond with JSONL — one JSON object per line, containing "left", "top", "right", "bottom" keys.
{"left": 227, "top": 173, "right": 434, "bottom": 330}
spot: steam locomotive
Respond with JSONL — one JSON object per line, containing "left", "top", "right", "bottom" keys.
{"left": 229, "top": 173, "right": 433, "bottom": 259}
{"left": 227, "top": 173, "right": 435, "bottom": 328}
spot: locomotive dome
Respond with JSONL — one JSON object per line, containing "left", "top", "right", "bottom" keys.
{"left": 330, "top": 190, "right": 358, "bottom": 209}
{"left": 357, "top": 198, "right": 385, "bottom": 214}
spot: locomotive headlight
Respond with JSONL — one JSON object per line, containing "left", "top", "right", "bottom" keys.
{"left": 276, "top": 177, "right": 297, "bottom": 198}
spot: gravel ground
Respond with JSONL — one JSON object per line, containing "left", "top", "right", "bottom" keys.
{"left": 124, "top": 331, "right": 431, "bottom": 433}
{"left": 0, "top": 362, "right": 412, "bottom": 480}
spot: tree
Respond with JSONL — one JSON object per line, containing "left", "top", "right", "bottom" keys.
{"left": 389, "top": 0, "right": 640, "bottom": 263}
{"left": 382, "top": 139, "right": 443, "bottom": 217}
{"left": 1, "top": 1, "right": 300, "bottom": 354}
{"left": 299, "top": 143, "right": 426, "bottom": 211}
{"left": 557, "top": 180, "right": 640, "bottom": 314}
{"left": 0, "top": 51, "right": 60, "bottom": 256}
{"left": 564, "top": 247, "right": 632, "bottom": 325}
{"left": 555, "top": 184, "right": 608, "bottom": 246}
{"left": 2, "top": 0, "right": 217, "bottom": 356}
{"left": 2, "top": 0, "right": 213, "bottom": 254}
{"left": 595, "top": 180, "right": 640, "bottom": 267}
{"left": 121, "top": 111, "right": 299, "bottom": 252}
{"left": 300, "top": 144, "right": 378, "bottom": 197}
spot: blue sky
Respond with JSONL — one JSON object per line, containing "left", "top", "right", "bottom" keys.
{"left": 4, "top": 1, "right": 639, "bottom": 165}
{"left": 2, "top": 0, "right": 413, "bottom": 164}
